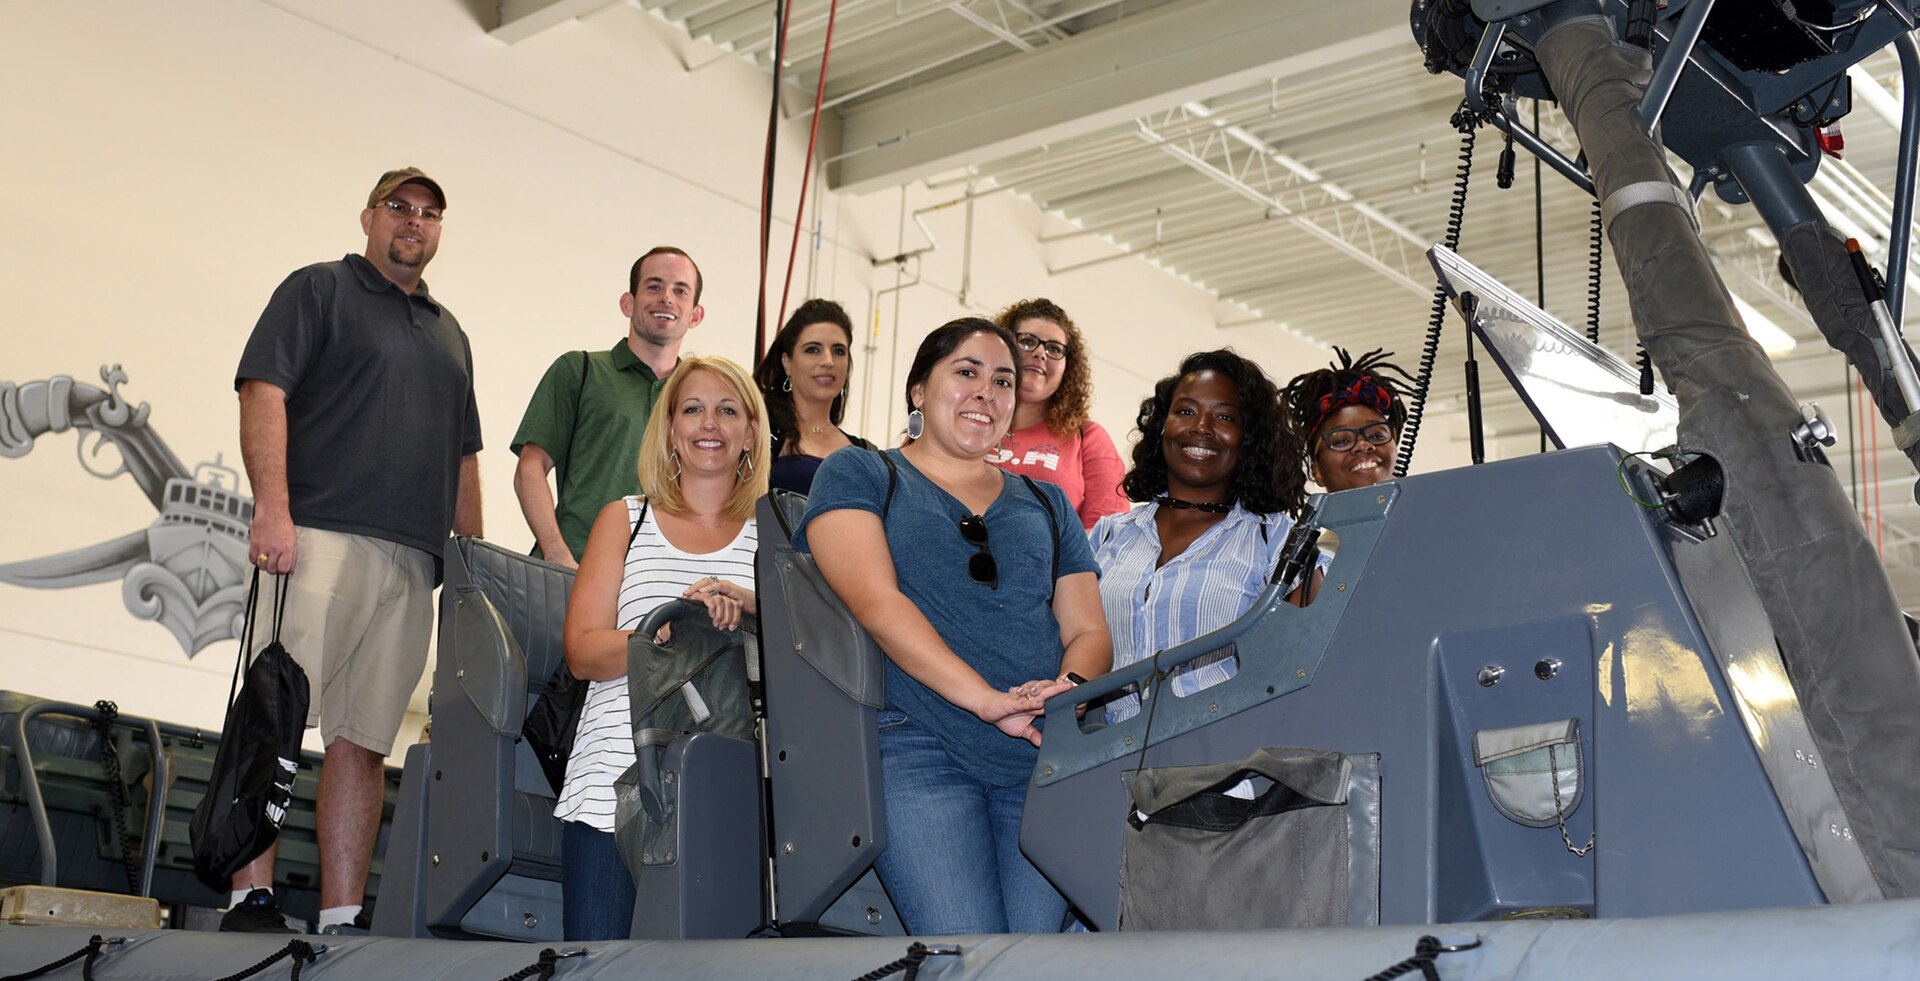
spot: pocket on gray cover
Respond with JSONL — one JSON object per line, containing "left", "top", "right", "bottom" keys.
{"left": 1474, "top": 718, "right": 1583, "bottom": 828}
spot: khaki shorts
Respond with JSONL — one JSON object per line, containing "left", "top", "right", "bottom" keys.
{"left": 251, "top": 526, "right": 434, "bottom": 756}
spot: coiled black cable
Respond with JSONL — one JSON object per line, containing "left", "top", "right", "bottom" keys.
{"left": 1586, "top": 199, "right": 1604, "bottom": 344}
{"left": 1397, "top": 102, "right": 1483, "bottom": 477}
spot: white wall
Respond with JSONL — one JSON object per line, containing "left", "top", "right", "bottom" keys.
{"left": 0, "top": 1, "right": 1464, "bottom": 752}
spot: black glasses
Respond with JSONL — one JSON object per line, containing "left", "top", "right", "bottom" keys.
{"left": 1014, "top": 333, "right": 1067, "bottom": 361}
{"left": 1320, "top": 422, "right": 1395, "bottom": 453}
{"left": 958, "top": 515, "right": 998, "bottom": 589}
{"left": 377, "top": 199, "right": 444, "bottom": 223}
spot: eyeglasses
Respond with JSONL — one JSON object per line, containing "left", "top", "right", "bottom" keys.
{"left": 376, "top": 199, "right": 444, "bottom": 223}
{"left": 1320, "top": 421, "right": 1395, "bottom": 453}
{"left": 958, "top": 514, "right": 999, "bottom": 590}
{"left": 1015, "top": 333, "right": 1067, "bottom": 361}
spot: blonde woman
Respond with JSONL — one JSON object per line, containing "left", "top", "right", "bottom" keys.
{"left": 557, "top": 355, "right": 769, "bottom": 941}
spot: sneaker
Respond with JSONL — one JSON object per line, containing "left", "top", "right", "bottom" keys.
{"left": 220, "top": 888, "right": 295, "bottom": 934}
{"left": 316, "top": 908, "right": 372, "bottom": 936}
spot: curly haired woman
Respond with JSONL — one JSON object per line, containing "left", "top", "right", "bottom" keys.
{"left": 1090, "top": 349, "right": 1318, "bottom": 718}
{"left": 988, "top": 298, "right": 1128, "bottom": 529}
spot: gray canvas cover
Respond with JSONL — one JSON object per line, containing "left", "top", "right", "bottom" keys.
{"left": 1534, "top": 16, "right": 1920, "bottom": 898}
{"left": 1119, "top": 747, "right": 1380, "bottom": 930}
{"left": 615, "top": 607, "right": 758, "bottom": 872}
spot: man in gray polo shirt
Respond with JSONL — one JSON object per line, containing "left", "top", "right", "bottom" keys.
{"left": 511, "top": 246, "right": 704, "bottom": 565}
{"left": 227, "top": 167, "right": 483, "bottom": 933}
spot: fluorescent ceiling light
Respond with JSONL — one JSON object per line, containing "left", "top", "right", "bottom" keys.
{"left": 1731, "top": 293, "right": 1797, "bottom": 357}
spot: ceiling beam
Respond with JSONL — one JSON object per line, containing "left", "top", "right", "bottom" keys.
{"left": 828, "top": 0, "right": 1408, "bottom": 193}
{"left": 489, "top": 0, "right": 618, "bottom": 44}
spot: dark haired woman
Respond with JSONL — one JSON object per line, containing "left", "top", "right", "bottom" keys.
{"left": 754, "top": 298, "right": 873, "bottom": 494}
{"left": 795, "top": 317, "right": 1111, "bottom": 934}
{"left": 1091, "top": 349, "right": 1316, "bottom": 717}
{"left": 988, "top": 298, "right": 1128, "bottom": 529}
{"left": 1280, "top": 348, "right": 1416, "bottom": 494}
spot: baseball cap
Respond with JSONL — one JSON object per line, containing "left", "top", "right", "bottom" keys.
{"left": 367, "top": 167, "right": 447, "bottom": 210}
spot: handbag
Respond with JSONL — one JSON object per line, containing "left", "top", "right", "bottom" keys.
{"left": 522, "top": 498, "right": 649, "bottom": 796}
{"left": 523, "top": 660, "right": 588, "bottom": 796}
{"left": 189, "top": 568, "right": 310, "bottom": 889}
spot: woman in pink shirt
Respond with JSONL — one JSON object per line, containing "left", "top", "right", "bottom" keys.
{"left": 988, "top": 298, "right": 1128, "bottom": 529}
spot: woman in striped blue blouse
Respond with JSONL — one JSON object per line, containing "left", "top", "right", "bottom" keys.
{"left": 1090, "top": 349, "right": 1314, "bottom": 717}
{"left": 557, "top": 355, "right": 770, "bottom": 941}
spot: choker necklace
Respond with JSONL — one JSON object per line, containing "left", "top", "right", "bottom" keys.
{"left": 1155, "top": 495, "right": 1232, "bottom": 514}
{"left": 808, "top": 425, "right": 825, "bottom": 434}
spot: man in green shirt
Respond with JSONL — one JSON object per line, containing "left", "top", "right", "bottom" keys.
{"left": 511, "top": 246, "right": 705, "bottom": 566}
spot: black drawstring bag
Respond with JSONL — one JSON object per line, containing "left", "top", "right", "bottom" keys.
{"left": 523, "top": 662, "right": 588, "bottom": 796}
{"left": 522, "top": 500, "right": 648, "bottom": 796}
{"left": 190, "top": 569, "right": 310, "bottom": 889}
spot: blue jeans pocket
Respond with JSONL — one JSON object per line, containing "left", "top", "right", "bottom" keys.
{"left": 876, "top": 708, "right": 910, "bottom": 732}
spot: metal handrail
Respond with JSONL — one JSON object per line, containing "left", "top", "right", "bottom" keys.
{"left": 10, "top": 700, "right": 170, "bottom": 896}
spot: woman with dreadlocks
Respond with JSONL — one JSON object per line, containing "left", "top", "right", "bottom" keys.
{"left": 1089, "top": 349, "right": 1320, "bottom": 721}
{"left": 1281, "top": 348, "right": 1417, "bottom": 494}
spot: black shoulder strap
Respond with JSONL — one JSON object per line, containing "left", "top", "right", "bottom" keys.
{"left": 628, "top": 497, "right": 650, "bottom": 548}
{"left": 874, "top": 447, "right": 899, "bottom": 521}
{"left": 1019, "top": 474, "right": 1062, "bottom": 588}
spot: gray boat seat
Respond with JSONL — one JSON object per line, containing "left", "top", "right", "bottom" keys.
{"left": 756, "top": 490, "right": 903, "bottom": 935}
{"left": 619, "top": 600, "right": 766, "bottom": 939}
{"left": 375, "top": 537, "right": 569, "bottom": 941}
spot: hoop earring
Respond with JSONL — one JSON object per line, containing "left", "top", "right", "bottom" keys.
{"left": 667, "top": 449, "right": 682, "bottom": 482}
{"left": 781, "top": 376, "right": 792, "bottom": 392}
{"left": 737, "top": 452, "right": 754, "bottom": 480}
{"left": 906, "top": 409, "right": 925, "bottom": 440}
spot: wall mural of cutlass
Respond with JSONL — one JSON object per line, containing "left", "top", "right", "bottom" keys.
{"left": 0, "top": 366, "right": 251, "bottom": 656}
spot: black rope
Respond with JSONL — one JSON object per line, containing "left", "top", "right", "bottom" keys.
{"left": 0, "top": 935, "right": 117, "bottom": 981}
{"left": 1399, "top": 101, "right": 1485, "bottom": 477}
{"left": 848, "top": 942, "right": 948, "bottom": 981}
{"left": 1361, "top": 934, "right": 1479, "bottom": 981}
{"left": 206, "top": 939, "right": 320, "bottom": 981}
{"left": 89, "top": 701, "right": 141, "bottom": 894}
{"left": 498, "top": 949, "right": 574, "bottom": 981}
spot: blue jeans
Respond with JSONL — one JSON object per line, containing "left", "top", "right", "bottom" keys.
{"left": 872, "top": 710, "right": 1067, "bottom": 935}
{"left": 561, "top": 820, "right": 635, "bottom": 941}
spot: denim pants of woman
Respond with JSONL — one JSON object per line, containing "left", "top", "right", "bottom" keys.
{"left": 561, "top": 819, "right": 636, "bottom": 941}
{"left": 872, "top": 710, "right": 1068, "bottom": 935}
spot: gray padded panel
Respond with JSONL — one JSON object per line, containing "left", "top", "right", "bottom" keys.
{"left": 627, "top": 733, "right": 765, "bottom": 940}
{"left": 764, "top": 490, "right": 884, "bottom": 709}
{"left": 449, "top": 590, "right": 528, "bottom": 738}
{"left": 458, "top": 537, "right": 576, "bottom": 713}
{"left": 421, "top": 540, "right": 571, "bottom": 939}
{"left": 755, "top": 493, "right": 891, "bottom": 928}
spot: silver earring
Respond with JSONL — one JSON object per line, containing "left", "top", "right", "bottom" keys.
{"left": 906, "top": 409, "right": 925, "bottom": 440}
{"left": 737, "top": 452, "right": 754, "bottom": 480}
{"left": 781, "top": 376, "right": 792, "bottom": 392}
{"left": 667, "top": 449, "right": 682, "bottom": 482}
